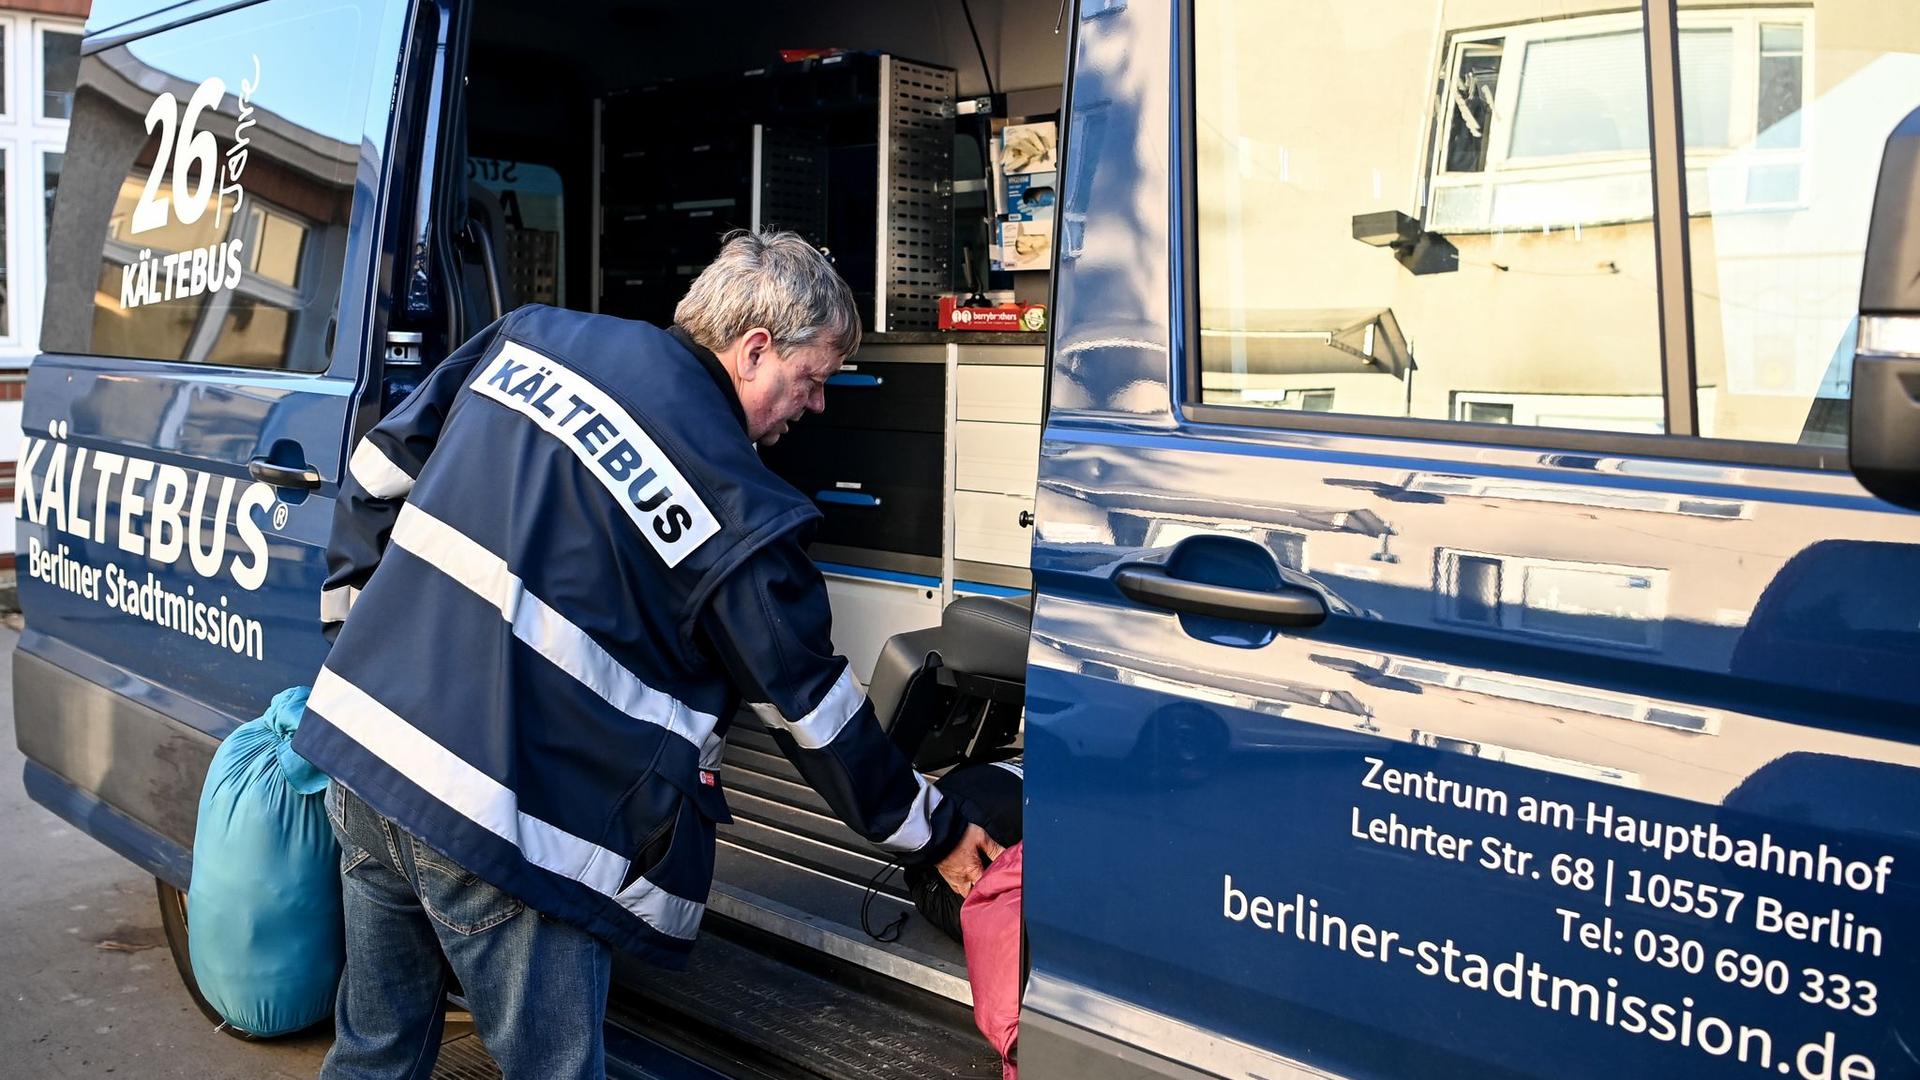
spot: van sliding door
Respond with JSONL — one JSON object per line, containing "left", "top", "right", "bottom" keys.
{"left": 17, "top": 0, "right": 417, "bottom": 863}
{"left": 1026, "top": 1, "right": 1920, "bottom": 1078}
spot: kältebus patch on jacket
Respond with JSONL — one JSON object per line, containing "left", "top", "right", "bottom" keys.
{"left": 470, "top": 340, "right": 721, "bottom": 567}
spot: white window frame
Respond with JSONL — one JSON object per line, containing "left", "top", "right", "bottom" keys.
{"left": 34, "top": 140, "right": 60, "bottom": 247}
{"left": 1450, "top": 390, "right": 1666, "bottom": 433}
{"left": 98, "top": 179, "right": 321, "bottom": 366}
{"left": 1402, "top": 471, "right": 1752, "bottom": 520}
{"left": 1435, "top": 547, "right": 1670, "bottom": 651}
{"left": 0, "top": 14, "right": 82, "bottom": 362}
{"left": 1425, "top": 7, "right": 1814, "bottom": 232}
{"left": 1234, "top": 386, "right": 1337, "bottom": 411}
{"left": 1412, "top": 731, "right": 1648, "bottom": 787}
{"left": 0, "top": 21, "right": 13, "bottom": 126}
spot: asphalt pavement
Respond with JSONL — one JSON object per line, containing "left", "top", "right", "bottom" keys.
{"left": 0, "top": 623, "right": 331, "bottom": 1078}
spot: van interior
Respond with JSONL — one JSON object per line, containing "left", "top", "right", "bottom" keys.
{"left": 458, "top": 1, "right": 1065, "bottom": 1072}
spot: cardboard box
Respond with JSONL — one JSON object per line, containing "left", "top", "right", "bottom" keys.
{"left": 1000, "top": 121, "right": 1058, "bottom": 175}
{"left": 995, "top": 169, "right": 1055, "bottom": 271}
{"left": 991, "top": 122, "right": 1058, "bottom": 271}
{"left": 939, "top": 296, "right": 1048, "bottom": 332}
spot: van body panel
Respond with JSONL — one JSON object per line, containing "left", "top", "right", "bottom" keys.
{"left": 18, "top": 357, "right": 342, "bottom": 721}
{"left": 15, "top": 635, "right": 220, "bottom": 863}
{"left": 1027, "top": 424, "right": 1920, "bottom": 1077}
{"left": 23, "top": 758, "right": 196, "bottom": 888}
{"left": 1021, "top": 973, "right": 1332, "bottom": 1080}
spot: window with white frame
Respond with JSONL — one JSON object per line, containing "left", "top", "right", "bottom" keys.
{"left": 1435, "top": 548, "right": 1670, "bottom": 650}
{"left": 1449, "top": 391, "right": 1667, "bottom": 433}
{"left": 1403, "top": 472, "right": 1751, "bottom": 520}
{"left": 1427, "top": 8, "right": 1813, "bottom": 232}
{"left": 1232, "top": 386, "right": 1337, "bottom": 412}
{"left": 0, "top": 14, "right": 83, "bottom": 358}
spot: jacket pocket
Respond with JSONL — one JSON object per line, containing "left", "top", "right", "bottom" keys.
{"left": 611, "top": 795, "right": 715, "bottom": 943}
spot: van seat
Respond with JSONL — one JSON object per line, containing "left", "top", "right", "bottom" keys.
{"left": 937, "top": 595, "right": 1032, "bottom": 683}
{"left": 868, "top": 595, "right": 1031, "bottom": 735}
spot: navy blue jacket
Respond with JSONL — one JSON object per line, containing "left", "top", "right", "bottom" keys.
{"left": 293, "top": 305, "right": 963, "bottom": 967}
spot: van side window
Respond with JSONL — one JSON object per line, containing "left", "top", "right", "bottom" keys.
{"left": 41, "top": 1, "right": 383, "bottom": 372}
{"left": 1194, "top": 0, "right": 1920, "bottom": 449}
{"left": 1193, "top": 1, "right": 1667, "bottom": 434}
{"left": 1679, "top": 9, "right": 1920, "bottom": 446}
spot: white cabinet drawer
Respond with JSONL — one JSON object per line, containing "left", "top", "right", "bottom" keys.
{"left": 955, "top": 490, "right": 1034, "bottom": 568}
{"left": 955, "top": 421, "right": 1040, "bottom": 497}
{"left": 957, "top": 365, "right": 1045, "bottom": 424}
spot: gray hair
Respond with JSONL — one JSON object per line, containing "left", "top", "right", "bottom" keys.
{"left": 674, "top": 230, "right": 862, "bottom": 358}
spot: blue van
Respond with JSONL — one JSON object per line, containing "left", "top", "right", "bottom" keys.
{"left": 16, "top": 0, "right": 1920, "bottom": 1076}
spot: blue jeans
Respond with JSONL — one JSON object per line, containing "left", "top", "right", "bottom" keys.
{"left": 322, "top": 783, "right": 610, "bottom": 1079}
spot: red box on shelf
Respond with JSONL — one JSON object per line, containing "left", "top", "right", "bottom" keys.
{"left": 937, "top": 296, "right": 1048, "bottom": 333}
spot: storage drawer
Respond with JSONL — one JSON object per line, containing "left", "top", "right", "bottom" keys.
{"left": 811, "top": 360, "right": 945, "bottom": 433}
{"left": 954, "top": 490, "right": 1034, "bottom": 568}
{"left": 600, "top": 144, "right": 667, "bottom": 199}
{"left": 601, "top": 205, "right": 662, "bottom": 252}
{"left": 762, "top": 428, "right": 943, "bottom": 556}
{"left": 955, "top": 420, "right": 1040, "bottom": 497}
{"left": 957, "top": 365, "right": 1044, "bottom": 425}
{"left": 664, "top": 205, "right": 748, "bottom": 263}
{"left": 597, "top": 270, "right": 683, "bottom": 321}
{"left": 670, "top": 137, "right": 753, "bottom": 197}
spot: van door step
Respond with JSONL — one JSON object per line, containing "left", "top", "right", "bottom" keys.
{"left": 721, "top": 717, "right": 904, "bottom": 903}
{"left": 610, "top": 931, "right": 1000, "bottom": 1080}
{"left": 431, "top": 1034, "right": 502, "bottom": 1080}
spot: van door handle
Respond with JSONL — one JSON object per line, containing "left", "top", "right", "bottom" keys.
{"left": 248, "top": 457, "right": 322, "bottom": 491}
{"left": 1115, "top": 566, "right": 1328, "bottom": 628}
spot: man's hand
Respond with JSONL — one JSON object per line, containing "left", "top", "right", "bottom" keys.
{"left": 936, "top": 823, "right": 1005, "bottom": 898}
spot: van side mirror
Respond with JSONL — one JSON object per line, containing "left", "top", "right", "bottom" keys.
{"left": 1850, "top": 106, "right": 1920, "bottom": 510}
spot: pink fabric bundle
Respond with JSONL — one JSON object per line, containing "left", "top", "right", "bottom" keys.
{"left": 960, "top": 842, "right": 1024, "bottom": 1079}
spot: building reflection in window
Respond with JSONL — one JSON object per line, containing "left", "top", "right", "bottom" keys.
{"left": 43, "top": 2, "right": 371, "bottom": 374}
{"left": 1437, "top": 548, "right": 1668, "bottom": 651}
{"left": 92, "top": 174, "right": 314, "bottom": 369}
